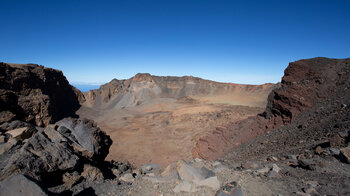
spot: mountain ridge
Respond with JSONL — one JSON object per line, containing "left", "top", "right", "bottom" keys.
{"left": 81, "top": 73, "right": 277, "bottom": 110}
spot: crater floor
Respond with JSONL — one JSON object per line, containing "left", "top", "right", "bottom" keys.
{"left": 78, "top": 96, "right": 264, "bottom": 167}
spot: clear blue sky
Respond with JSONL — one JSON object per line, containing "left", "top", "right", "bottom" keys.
{"left": 1, "top": 0, "right": 349, "bottom": 85}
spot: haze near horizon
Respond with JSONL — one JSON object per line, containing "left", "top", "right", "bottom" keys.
{"left": 1, "top": 0, "right": 349, "bottom": 87}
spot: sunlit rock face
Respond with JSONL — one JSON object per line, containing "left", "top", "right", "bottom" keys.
{"left": 0, "top": 62, "right": 82, "bottom": 127}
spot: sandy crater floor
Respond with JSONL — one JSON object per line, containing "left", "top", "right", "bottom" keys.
{"left": 78, "top": 97, "right": 263, "bottom": 167}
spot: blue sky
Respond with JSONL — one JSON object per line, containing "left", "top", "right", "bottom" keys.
{"left": 1, "top": 0, "right": 349, "bottom": 85}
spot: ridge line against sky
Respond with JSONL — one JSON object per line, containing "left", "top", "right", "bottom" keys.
{"left": 1, "top": 0, "right": 349, "bottom": 86}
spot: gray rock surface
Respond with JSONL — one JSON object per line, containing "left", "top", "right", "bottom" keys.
{"left": 0, "top": 174, "right": 47, "bottom": 196}
{"left": 0, "top": 129, "right": 80, "bottom": 181}
{"left": 173, "top": 181, "right": 198, "bottom": 193}
{"left": 177, "top": 160, "right": 215, "bottom": 183}
{"left": 0, "top": 118, "right": 112, "bottom": 183}
{"left": 55, "top": 118, "right": 112, "bottom": 161}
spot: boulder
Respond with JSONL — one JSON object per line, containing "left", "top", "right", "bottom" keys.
{"left": 55, "top": 118, "right": 112, "bottom": 161}
{"left": 81, "top": 164, "right": 104, "bottom": 182}
{"left": 175, "top": 160, "right": 219, "bottom": 190}
{"left": 0, "top": 174, "right": 47, "bottom": 196}
{"left": 176, "top": 160, "right": 215, "bottom": 183}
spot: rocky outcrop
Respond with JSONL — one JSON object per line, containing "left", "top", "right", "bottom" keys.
{"left": 0, "top": 63, "right": 82, "bottom": 127}
{"left": 55, "top": 117, "right": 112, "bottom": 161}
{"left": 0, "top": 118, "right": 112, "bottom": 183}
{"left": 193, "top": 57, "right": 350, "bottom": 160}
{"left": 0, "top": 62, "right": 128, "bottom": 195}
{"left": 262, "top": 57, "right": 350, "bottom": 127}
{"left": 81, "top": 73, "right": 277, "bottom": 109}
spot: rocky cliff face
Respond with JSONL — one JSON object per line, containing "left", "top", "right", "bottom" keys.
{"left": 0, "top": 63, "right": 82, "bottom": 126}
{"left": 192, "top": 57, "right": 350, "bottom": 160}
{"left": 262, "top": 57, "right": 350, "bottom": 127}
{"left": 0, "top": 63, "right": 129, "bottom": 195}
{"left": 82, "top": 73, "right": 277, "bottom": 109}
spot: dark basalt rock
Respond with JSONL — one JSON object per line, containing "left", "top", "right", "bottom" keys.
{"left": 0, "top": 118, "right": 112, "bottom": 183}
{"left": 55, "top": 117, "right": 112, "bottom": 161}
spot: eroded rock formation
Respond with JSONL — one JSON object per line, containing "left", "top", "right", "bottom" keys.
{"left": 0, "top": 62, "right": 82, "bottom": 127}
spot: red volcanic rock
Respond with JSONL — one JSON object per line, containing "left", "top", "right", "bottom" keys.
{"left": 192, "top": 116, "right": 268, "bottom": 160}
{"left": 0, "top": 63, "right": 82, "bottom": 126}
{"left": 193, "top": 57, "right": 350, "bottom": 160}
{"left": 263, "top": 57, "right": 346, "bottom": 126}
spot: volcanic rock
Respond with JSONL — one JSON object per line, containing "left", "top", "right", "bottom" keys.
{"left": 0, "top": 174, "right": 48, "bottom": 196}
{"left": 0, "top": 62, "right": 82, "bottom": 126}
{"left": 62, "top": 171, "right": 82, "bottom": 188}
{"left": 81, "top": 164, "right": 104, "bottom": 182}
{"left": 0, "top": 118, "right": 112, "bottom": 183}
{"left": 55, "top": 118, "right": 112, "bottom": 161}
{"left": 0, "top": 128, "right": 80, "bottom": 181}
{"left": 81, "top": 73, "right": 276, "bottom": 109}
{"left": 0, "top": 137, "right": 18, "bottom": 155}
{"left": 339, "top": 146, "right": 350, "bottom": 163}
{"left": 192, "top": 57, "right": 350, "bottom": 160}
{"left": 173, "top": 181, "right": 198, "bottom": 193}
{"left": 6, "top": 126, "right": 36, "bottom": 141}
{"left": 215, "top": 181, "right": 244, "bottom": 196}
{"left": 262, "top": 58, "right": 349, "bottom": 125}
